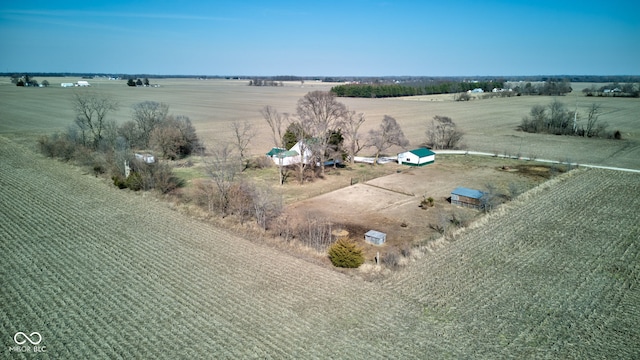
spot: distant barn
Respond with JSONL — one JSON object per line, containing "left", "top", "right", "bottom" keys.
{"left": 397, "top": 148, "right": 435, "bottom": 166}
{"left": 451, "top": 187, "right": 485, "bottom": 210}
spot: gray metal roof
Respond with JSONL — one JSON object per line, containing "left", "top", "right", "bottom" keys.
{"left": 365, "top": 230, "right": 386, "bottom": 238}
{"left": 451, "top": 187, "right": 485, "bottom": 199}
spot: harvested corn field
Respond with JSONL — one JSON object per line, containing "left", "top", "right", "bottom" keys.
{"left": 1, "top": 136, "right": 639, "bottom": 358}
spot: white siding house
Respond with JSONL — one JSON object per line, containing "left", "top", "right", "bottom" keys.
{"left": 397, "top": 148, "right": 435, "bottom": 166}
{"left": 289, "top": 140, "right": 314, "bottom": 164}
{"left": 270, "top": 150, "right": 301, "bottom": 166}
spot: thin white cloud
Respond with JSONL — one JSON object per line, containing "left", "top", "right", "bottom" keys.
{"left": 1, "top": 9, "right": 237, "bottom": 22}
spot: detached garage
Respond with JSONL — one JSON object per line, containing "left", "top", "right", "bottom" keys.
{"left": 397, "top": 148, "right": 435, "bottom": 166}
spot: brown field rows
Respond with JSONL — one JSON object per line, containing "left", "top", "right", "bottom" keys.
{"left": 1, "top": 134, "right": 639, "bottom": 357}
{"left": 1, "top": 78, "right": 639, "bottom": 358}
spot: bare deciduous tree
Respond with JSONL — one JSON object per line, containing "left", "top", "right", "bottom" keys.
{"left": 585, "top": 103, "right": 605, "bottom": 137}
{"left": 368, "top": 115, "right": 409, "bottom": 165}
{"left": 426, "top": 115, "right": 464, "bottom": 150}
{"left": 289, "top": 121, "right": 311, "bottom": 184}
{"left": 203, "top": 143, "right": 241, "bottom": 217}
{"left": 132, "top": 101, "right": 169, "bottom": 148}
{"left": 296, "top": 91, "right": 347, "bottom": 176}
{"left": 261, "top": 106, "right": 289, "bottom": 185}
{"left": 343, "top": 110, "right": 367, "bottom": 164}
{"left": 230, "top": 120, "right": 256, "bottom": 170}
{"left": 252, "top": 185, "right": 283, "bottom": 230}
{"left": 149, "top": 115, "right": 200, "bottom": 160}
{"left": 261, "top": 105, "right": 286, "bottom": 149}
{"left": 72, "top": 91, "right": 119, "bottom": 149}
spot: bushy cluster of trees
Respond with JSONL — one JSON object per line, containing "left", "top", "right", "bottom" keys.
{"left": 127, "top": 78, "right": 150, "bottom": 86}
{"left": 37, "top": 91, "right": 200, "bottom": 193}
{"left": 330, "top": 81, "right": 504, "bottom": 98}
{"left": 11, "top": 74, "right": 48, "bottom": 87}
{"left": 582, "top": 83, "right": 639, "bottom": 97}
{"left": 425, "top": 116, "right": 464, "bottom": 150}
{"left": 519, "top": 100, "right": 619, "bottom": 139}
{"left": 247, "top": 79, "right": 284, "bottom": 86}
{"left": 510, "top": 80, "right": 572, "bottom": 96}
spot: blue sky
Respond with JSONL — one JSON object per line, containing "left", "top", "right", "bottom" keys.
{"left": 1, "top": 1, "right": 638, "bottom": 76}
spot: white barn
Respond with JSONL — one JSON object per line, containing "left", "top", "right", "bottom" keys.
{"left": 397, "top": 148, "right": 435, "bottom": 166}
{"left": 76, "top": 81, "right": 90, "bottom": 87}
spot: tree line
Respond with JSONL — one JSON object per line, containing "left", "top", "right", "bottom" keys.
{"left": 330, "top": 81, "right": 504, "bottom": 98}
{"left": 519, "top": 100, "right": 620, "bottom": 139}
{"left": 582, "top": 83, "right": 640, "bottom": 97}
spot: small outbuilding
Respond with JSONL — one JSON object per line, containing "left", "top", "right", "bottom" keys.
{"left": 451, "top": 187, "right": 485, "bottom": 210}
{"left": 134, "top": 153, "right": 155, "bottom": 164}
{"left": 364, "top": 230, "right": 386, "bottom": 245}
{"left": 397, "top": 148, "right": 435, "bottom": 166}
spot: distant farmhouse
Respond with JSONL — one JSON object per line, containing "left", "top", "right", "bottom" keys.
{"left": 61, "top": 81, "right": 91, "bottom": 87}
{"left": 397, "top": 148, "right": 435, "bottom": 166}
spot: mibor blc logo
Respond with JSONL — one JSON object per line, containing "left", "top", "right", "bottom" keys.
{"left": 8, "top": 332, "right": 46, "bottom": 353}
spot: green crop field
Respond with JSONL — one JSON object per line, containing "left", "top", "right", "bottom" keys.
{"left": 1, "top": 78, "right": 639, "bottom": 358}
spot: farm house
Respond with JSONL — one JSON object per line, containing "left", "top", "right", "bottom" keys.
{"left": 397, "top": 148, "right": 435, "bottom": 166}
{"left": 364, "top": 230, "right": 386, "bottom": 245}
{"left": 451, "top": 187, "right": 485, "bottom": 210}
{"left": 270, "top": 150, "right": 301, "bottom": 166}
{"left": 267, "top": 140, "right": 315, "bottom": 166}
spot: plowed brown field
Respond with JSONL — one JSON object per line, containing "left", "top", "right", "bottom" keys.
{"left": 2, "top": 134, "right": 639, "bottom": 358}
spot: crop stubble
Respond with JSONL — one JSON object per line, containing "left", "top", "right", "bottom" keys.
{"left": 2, "top": 133, "right": 639, "bottom": 358}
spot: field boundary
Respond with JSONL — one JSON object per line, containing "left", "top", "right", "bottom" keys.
{"left": 433, "top": 150, "right": 640, "bottom": 173}
{"left": 361, "top": 181, "right": 416, "bottom": 197}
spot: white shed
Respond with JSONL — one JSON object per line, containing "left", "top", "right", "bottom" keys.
{"left": 364, "top": 230, "right": 386, "bottom": 245}
{"left": 397, "top": 148, "right": 435, "bottom": 166}
{"left": 76, "top": 81, "right": 90, "bottom": 87}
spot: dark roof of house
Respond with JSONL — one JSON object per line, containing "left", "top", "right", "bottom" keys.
{"left": 408, "top": 148, "right": 435, "bottom": 157}
{"left": 273, "top": 150, "right": 299, "bottom": 158}
{"left": 266, "top": 147, "right": 286, "bottom": 156}
{"left": 451, "top": 187, "right": 485, "bottom": 199}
